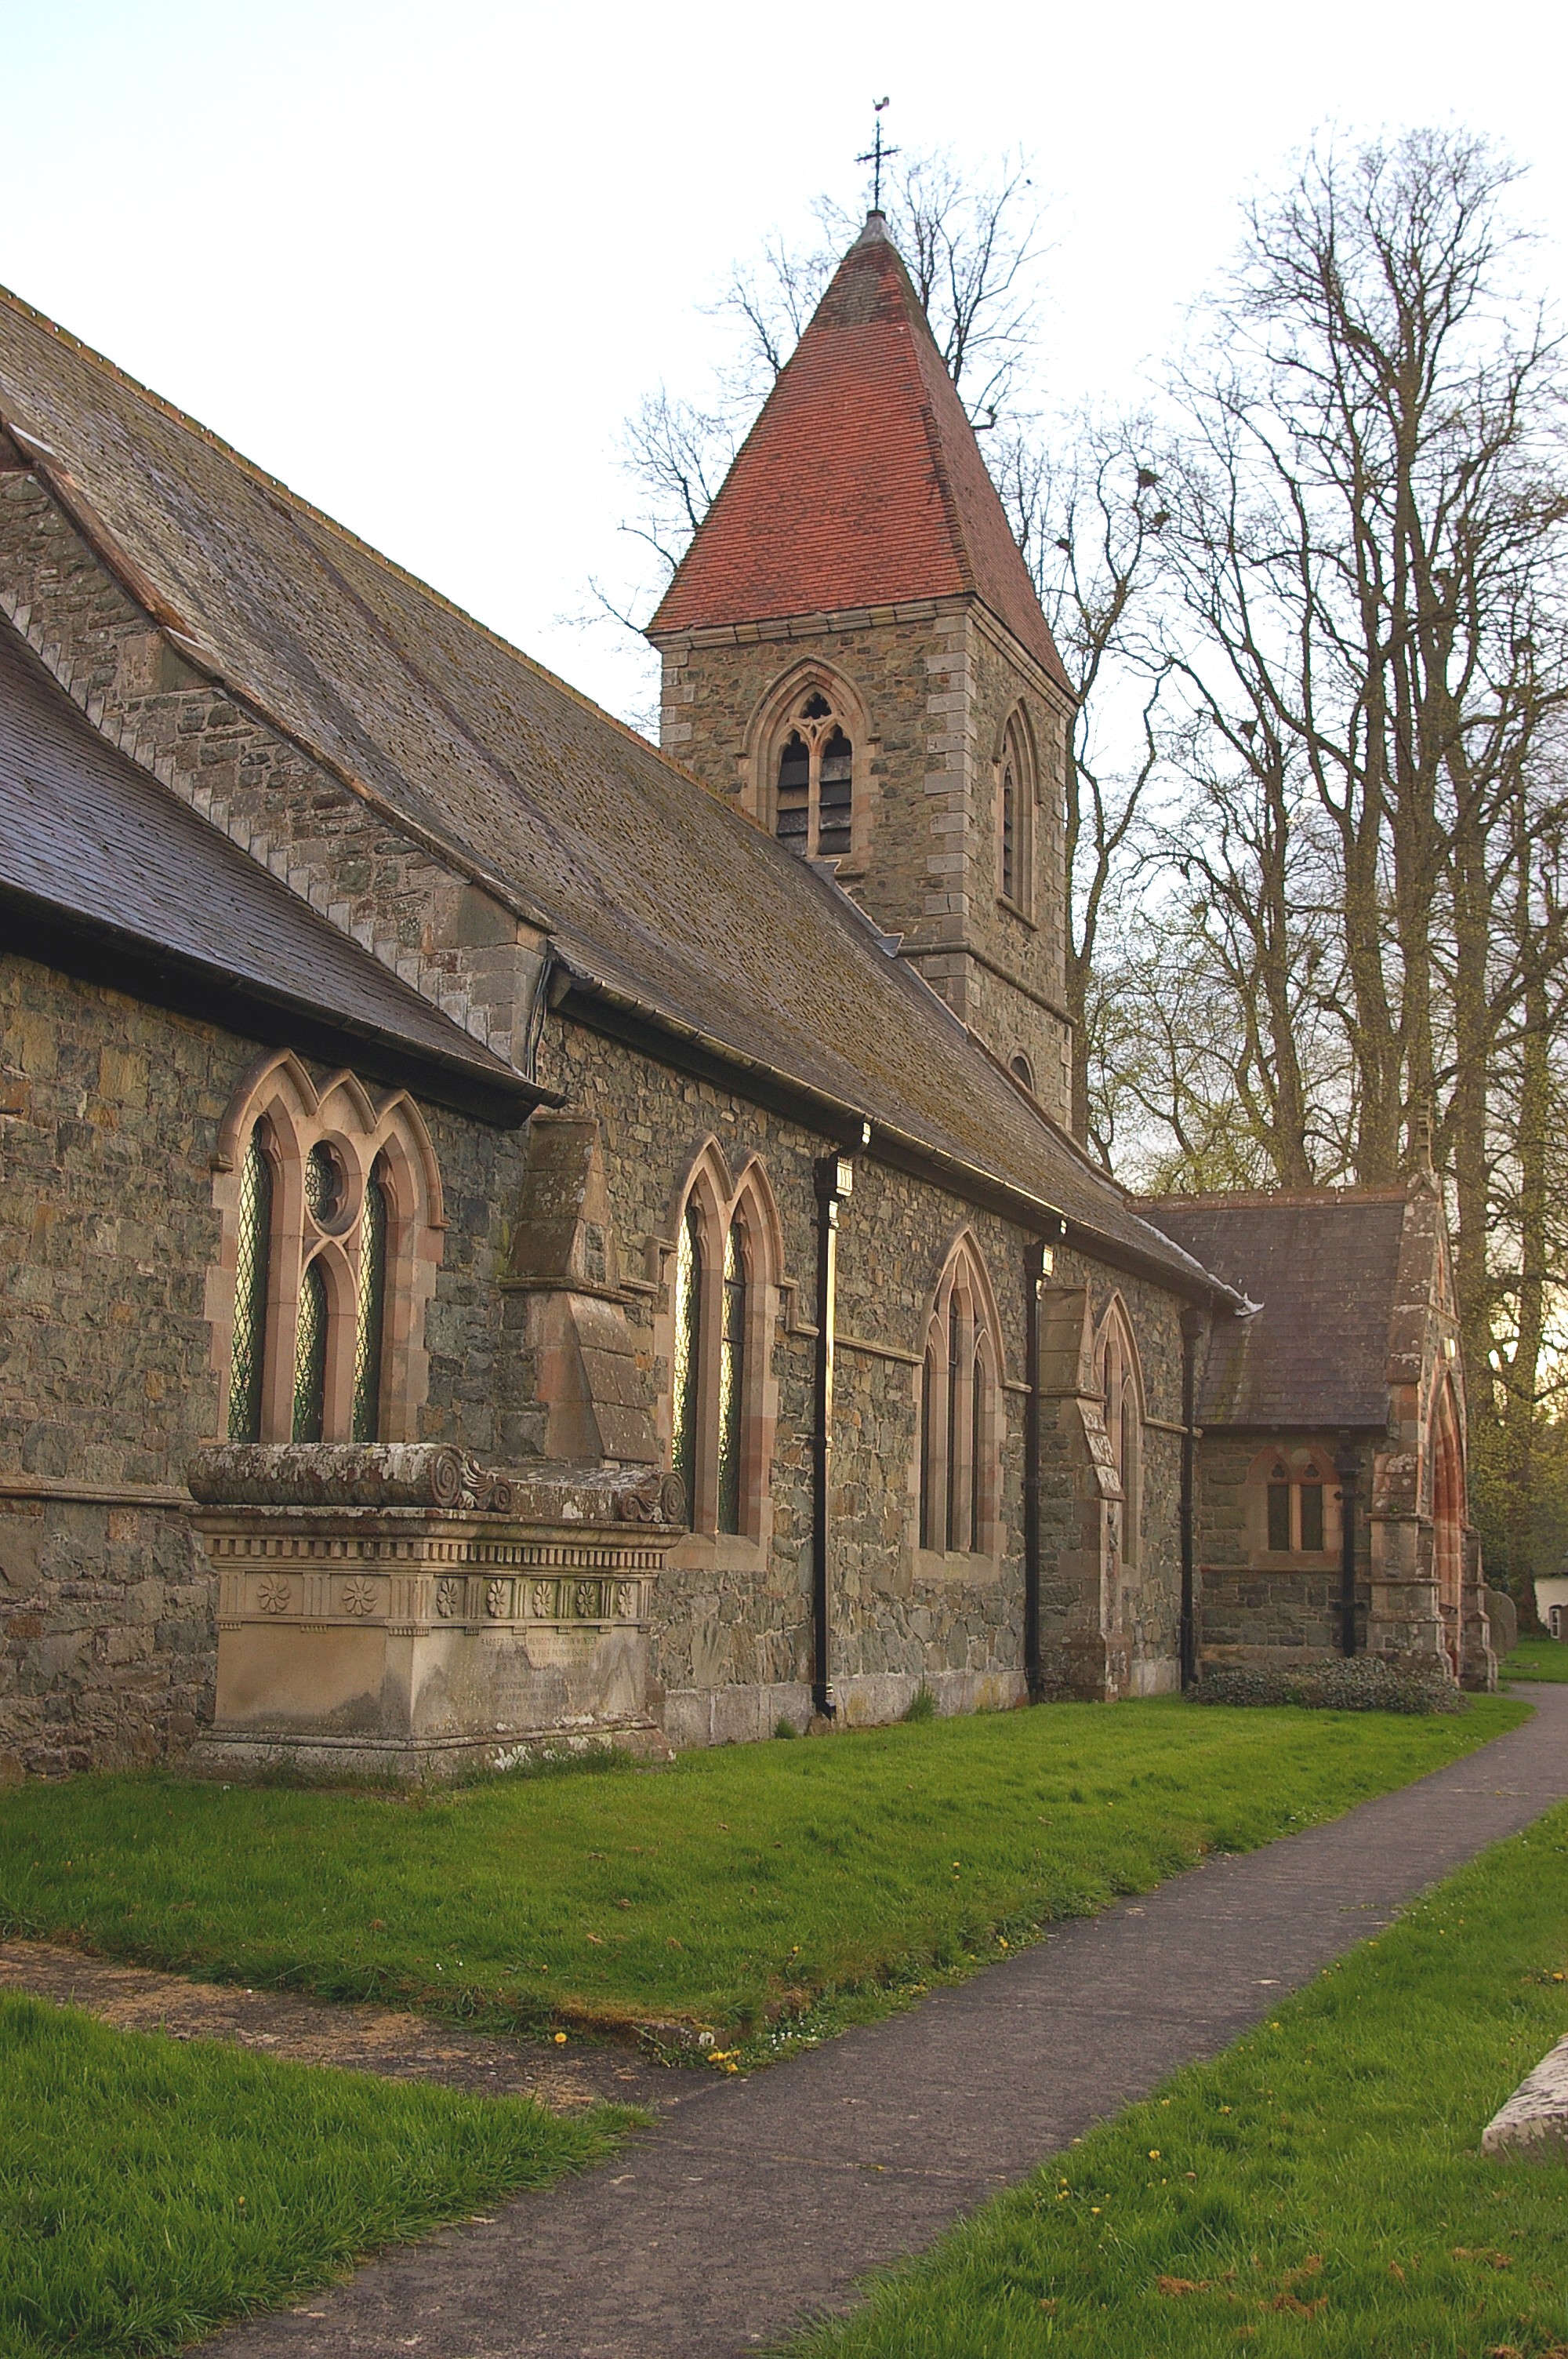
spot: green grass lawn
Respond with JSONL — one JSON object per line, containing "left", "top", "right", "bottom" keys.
{"left": 786, "top": 1803, "right": 1568, "bottom": 2359}
{"left": 0, "top": 1994, "right": 632, "bottom": 2359}
{"left": 1508, "top": 1634, "right": 1568, "bottom": 1683}
{"left": 0, "top": 1696, "right": 1526, "bottom": 2049}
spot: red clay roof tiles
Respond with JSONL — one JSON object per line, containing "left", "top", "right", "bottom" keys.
{"left": 649, "top": 217, "right": 1070, "bottom": 691}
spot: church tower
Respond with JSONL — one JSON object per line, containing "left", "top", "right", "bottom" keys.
{"left": 648, "top": 212, "right": 1077, "bottom": 1124}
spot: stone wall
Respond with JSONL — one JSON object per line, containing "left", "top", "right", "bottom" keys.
{"left": 654, "top": 595, "right": 1076, "bottom": 1126}
{"left": 1196, "top": 1430, "right": 1370, "bottom": 1666}
{"left": 0, "top": 951, "right": 531, "bottom": 1775}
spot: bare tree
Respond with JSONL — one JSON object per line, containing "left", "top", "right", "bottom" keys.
{"left": 606, "top": 147, "right": 1046, "bottom": 614}
{"left": 1138, "top": 129, "right": 1568, "bottom": 1589}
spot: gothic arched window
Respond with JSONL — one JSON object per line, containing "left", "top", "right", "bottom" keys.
{"left": 997, "top": 708, "right": 1035, "bottom": 915}
{"left": 214, "top": 1056, "right": 442, "bottom": 1448}
{"left": 1094, "top": 1299, "right": 1144, "bottom": 1567}
{"left": 920, "top": 1238, "right": 1002, "bottom": 1557}
{"left": 771, "top": 685, "right": 857, "bottom": 862}
{"left": 227, "top": 1122, "right": 274, "bottom": 1443}
{"left": 664, "top": 1148, "right": 782, "bottom": 1539}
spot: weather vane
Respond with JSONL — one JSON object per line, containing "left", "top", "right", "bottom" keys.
{"left": 857, "top": 98, "right": 898, "bottom": 212}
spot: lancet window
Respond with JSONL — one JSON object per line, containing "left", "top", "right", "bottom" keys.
{"left": 666, "top": 1148, "right": 782, "bottom": 1539}
{"left": 1094, "top": 1299, "right": 1144, "bottom": 1566}
{"left": 213, "top": 1056, "right": 441, "bottom": 1448}
{"left": 919, "top": 1238, "right": 1002, "bottom": 1557}
{"left": 771, "top": 686, "right": 856, "bottom": 862}
{"left": 996, "top": 708, "right": 1035, "bottom": 915}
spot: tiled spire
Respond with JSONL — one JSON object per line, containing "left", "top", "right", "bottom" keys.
{"left": 649, "top": 216, "right": 1069, "bottom": 689}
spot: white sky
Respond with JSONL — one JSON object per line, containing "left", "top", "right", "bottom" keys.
{"left": 5, "top": 0, "right": 1563, "bottom": 727}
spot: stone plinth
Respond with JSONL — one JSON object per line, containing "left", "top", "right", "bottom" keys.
{"left": 187, "top": 1445, "right": 684, "bottom": 1779}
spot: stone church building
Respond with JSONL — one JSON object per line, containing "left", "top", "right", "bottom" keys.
{"left": 0, "top": 213, "right": 1494, "bottom": 1779}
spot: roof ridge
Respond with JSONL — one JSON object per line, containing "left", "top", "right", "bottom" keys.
{"left": 0, "top": 278, "right": 695, "bottom": 789}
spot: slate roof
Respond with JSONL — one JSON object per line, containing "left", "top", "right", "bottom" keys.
{"left": 0, "top": 617, "right": 530, "bottom": 1116}
{"left": 648, "top": 216, "right": 1071, "bottom": 691}
{"left": 0, "top": 278, "right": 1214, "bottom": 1291}
{"left": 1147, "top": 1191, "right": 1412, "bottom": 1429}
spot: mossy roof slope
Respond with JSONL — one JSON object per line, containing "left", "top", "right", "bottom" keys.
{"left": 0, "top": 283, "right": 1211, "bottom": 1286}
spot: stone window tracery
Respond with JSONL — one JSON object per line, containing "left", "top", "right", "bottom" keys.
{"left": 211, "top": 1053, "right": 443, "bottom": 1447}
{"left": 663, "top": 1145, "right": 782, "bottom": 1539}
{"left": 768, "top": 684, "right": 858, "bottom": 862}
{"left": 919, "top": 1236, "right": 1003, "bottom": 1557}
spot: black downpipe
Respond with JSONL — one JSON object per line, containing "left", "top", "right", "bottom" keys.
{"left": 1023, "top": 1236, "right": 1051, "bottom": 1701}
{"left": 1179, "top": 1306, "right": 1203, "bottom": 1690}
{"left": 1336, "top": 1434, "right": 1360, "bottom": 1657}
{"left": 811, "top": 1153, "right": 853, "bottom": 1719}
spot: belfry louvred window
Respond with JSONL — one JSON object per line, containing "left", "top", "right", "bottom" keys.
{"left": 218, "top": 1057, "right": 441, "bottom": 1449}
{"left": 772, "top": 687, "right": 855, "bottom": 861}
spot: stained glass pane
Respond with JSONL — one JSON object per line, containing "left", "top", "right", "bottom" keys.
{"left": 920, "top": 1344, "right": 936, "bottom": 1550}
{"left": 228, "top": 1124, "right": 271, "bottom": 1442}
{"left": 671, "top": 1201, "right": 702, "bottom": 1522}
{"left": 717, "top": 1217, "right": 746, "bottom": 1536}
{"left": 1300, "top": 1480, "right": 1324, "bottom": 1553}
{"left": 293, "top": 1256, "right": 328, "bottom": 1443}
{"left": 946, "top": 1296, "right": 963, "bottom": 1553}
{"left": 1267, "top": 1481, "right": 1292, "bottom": 1552}
{"left": 971, "top": 1347, "right": 984, "bottom": 1553}
{"left": 352, "top": 1165, "right": 387, "bottom": 1443}
{"left": 305, "top": 1141, "right": 346, "bottom": 1227}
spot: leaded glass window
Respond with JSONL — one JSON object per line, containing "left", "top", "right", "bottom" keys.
{"left": 352, "top": 1161, "right": 388, "bottom": 1443}
{"left": 1299, "top": 1477, "right": 1325, "bottom": 1553}
{"left": 945, "top": 1295, "right": 963, "bottom": 1551}
{"left": 671, "top": 1201, "right": 702, "bottom": 1523}
{"left": 227, "top": 1123, "right": 272, "bottom": 1442}
{"left": 717, "top": 1217, "right": 747, "bottom": 1535}
{"left": 293, "top": 1257, "right": 328, "bottom": 1443}
{"left": 1267, "top": 1467, "right": 1292, "bottom": 1552}
{"left": 920, "top": 1244, "right": 1000, "bottom": 1558}
{"left": 920, "top": 1343, "right": 937, "bottom": 1549}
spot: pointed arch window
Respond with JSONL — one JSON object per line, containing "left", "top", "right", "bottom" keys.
{"left": 227, "top": 1122, "right": 273, "bottom": 1443}
{"left": 997, "top": 709, "right": 1036, "bottom": 916}
{"left": 1095, "top": 1300, "right": 1144, "bottom": 1567}
{"left": 213, "top": 1057, "right": 443, "bottom": 1448}
{"left": 771, "top": 685, "right": 858, "bottom": 862}
{"left": 718, "top": 1219, "right": 747, "bottom": 1535}
{"left": 664, "top": 1152, "right": 782, "bottom": 1539}
{"left": 920, "top": 1240, "right": 1002, "bottom": 1557}
{"left": 352, "top": 1159, "right": 390, "bottom": 1443}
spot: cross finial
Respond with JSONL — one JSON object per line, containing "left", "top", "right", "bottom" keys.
{"left": 856, "top": 98, "right": 898, "bottom": 213}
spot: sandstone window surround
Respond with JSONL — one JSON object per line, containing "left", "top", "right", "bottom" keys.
{"left": 208, "top": 1052, "right": 444, "bottom": 1448}
{"left": 659, "top": 1141, "right": 784, "bottom": 1541}
{"left": 995, "top": 704, "right": 1037, "bottom": 921}
{"left": 744, "top": 666, "right": 872, "bottom": 871}
{"left": 918, "top": 1234, "right": 1005, "bottom": 1558}
{"left": 1249, "top": 1444, "right": 1339, "bottom": 1559}
{"left": 1094, "top": 1296, "right": 1145, "bottom": 1569}
{"left": 1429, "top": 1374, "right": 1467, "bottom": 1670}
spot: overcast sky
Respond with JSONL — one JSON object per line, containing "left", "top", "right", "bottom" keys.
{"left": 5, "top": 0, "right": 1563, "bottom": 727}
